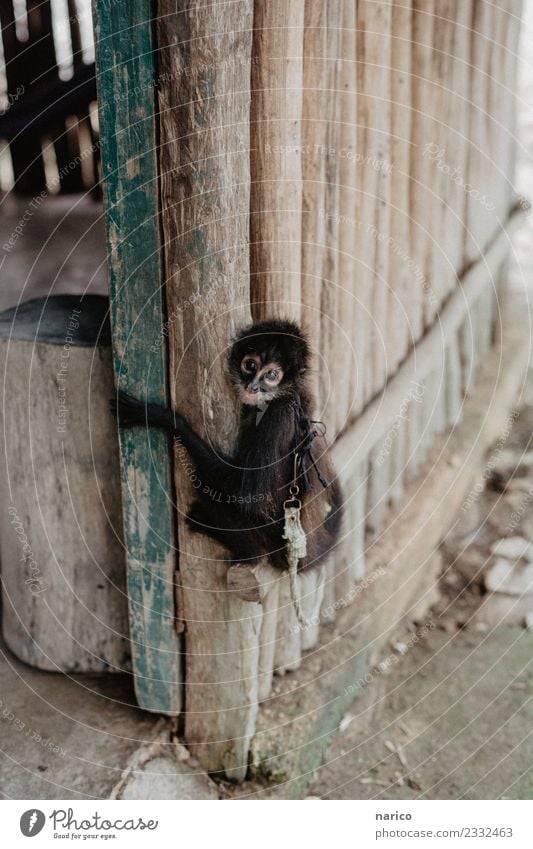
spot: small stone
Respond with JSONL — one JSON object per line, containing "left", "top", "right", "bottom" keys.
{"left": 173, "top": 742, "right": 191, "bottom": 763}
{"left": 485, "top": 558, "right": 533, "bottom": 595}
{"left": 120, "top": 756, "right": 219, "bottom": 800}
{"left": 339, "top": 713, "right": 355, "bottom": 733}
{"left": 391, "top": 641, "right": 408, "bottom": 655}
{"left": 491, "top": 537, "right": 533, "bottom": 561}
{"left": 471, "top": 593, "right": 533, "bottom": 627}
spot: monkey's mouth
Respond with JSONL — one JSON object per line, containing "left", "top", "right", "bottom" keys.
{"left": 239, "top": 386, "right": 273, "bottom": 406}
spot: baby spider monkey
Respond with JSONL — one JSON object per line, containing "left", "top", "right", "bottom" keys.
{"left": 112, "top": 319, "right": 343, "bottom": 572}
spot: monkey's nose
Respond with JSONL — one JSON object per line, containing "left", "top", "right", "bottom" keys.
{"left": 248, "top": 382, "right": 260, "bottom": 393}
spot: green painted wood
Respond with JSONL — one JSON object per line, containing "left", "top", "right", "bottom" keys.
{"left": 92, "top": 0, "right": 181, "bottom": 714}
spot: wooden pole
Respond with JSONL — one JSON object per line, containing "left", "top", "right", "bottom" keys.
{"left": 157, "top": 0, "right": 261, "bottom": 781}
{"left": 250, "top": 0, "right": 305, "bottom": 322}
{"left": 94, "top": 0, "right": 182, "bottom": 715}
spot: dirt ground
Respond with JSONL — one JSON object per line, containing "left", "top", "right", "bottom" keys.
{"left": 309, "top": 627, "right": 533, "bottom": 800}
{"left": 307, "top": 402, "right": 533, "bottom": 801}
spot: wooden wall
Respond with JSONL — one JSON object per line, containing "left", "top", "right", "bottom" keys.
{"left": 96, "top": 0, "right": 523, "bottom": 779}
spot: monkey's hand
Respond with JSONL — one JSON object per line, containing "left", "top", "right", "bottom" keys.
{"left": 110, "top": 390, "right": 184, "bottom": 434}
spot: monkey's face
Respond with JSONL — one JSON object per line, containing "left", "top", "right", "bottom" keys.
{"left": 237, "top": 353, "right": 284, "bottom": 406}
{"left": 229, "top": 320, "right": 310, "bottom": 407}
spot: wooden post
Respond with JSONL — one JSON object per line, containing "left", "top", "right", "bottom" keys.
{"left": 357, "top": 0, "right": 393, "bottom": 401}
{"left": 389, "top": 0, "right": 414, "bottom": 369}
{"left": 93, "top": 0, "right": 182, "bottom": 715}
{"left": 250, "top": 0, "right": 305, "bottom": 322}
{"left": 410, "top": 1, "right": 437, "bottom": 330}
{"left": 157, "top": 0, "right": 260, "bottom": 780}
{"left": 334, "top": 0, "right": 359, "bottom": 432}
{"left": 0, "top": 297, "right": 129, "bottom": 672}
{"left": 300, "top": 1, "right": 331, "bottom": 408}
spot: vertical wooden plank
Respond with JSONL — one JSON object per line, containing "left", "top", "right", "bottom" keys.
{"left": 366, "top": 443, "right": 390, "bottom": 537}
{"left": 334, "top": 0, "right": 358, "bottom": 432}
{"left": 157, "top": 0, "right": 260, "bottom": 780}
{"left": 463, "top": 0, "right": 495, "bottom": 265}
{"left": 93, "top": 0, "right": 182, "bottom": 714}
{"left": 410, "top": 1, "right": 437, "bottom": 329}
{"left": 445, "top": 0, "right": 473, "bottom": 279}
{"left": 299, "top": 566, "right": 325, "bottom": 650}
{"left": 348, "top": 460, "right": 368, "bottom": 580}
{"left": 300, "top": 1, "right": 330, "bottom": 408}
{"left": 430, "top": 1, "right": 458, "bottom": 301}
{"left": 406, "top": 371, "right": 431, "bottom": 481}
{"left": 501, "top": 3, "right": 522, "bottom": 213}
{"left": 274, "top": 574, "right": 302, "bottom": 673}
{"left": 445, "top": 332, "right": 463, "bottom": 427}
{"left": 250, "top": 0, "right": 304, "bottom": 321}
{"left": 254, "top": 563, "right": 281, "bottom": 702}
{"left": 389, "top": 0, "right": 414, "bottom": 367}
{"left": 320, "top": 0, "right": 343, "bottom": 437}
{"left": 358, "top": 0, "right": 393, "bottom": 399}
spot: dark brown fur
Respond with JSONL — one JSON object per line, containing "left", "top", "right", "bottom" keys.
{"left": 112, "top": 320, "right": 343, "bottom": 572}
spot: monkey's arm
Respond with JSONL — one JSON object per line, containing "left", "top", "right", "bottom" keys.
{"left": 110, "top": 391, "right": 236, "bottom": 486}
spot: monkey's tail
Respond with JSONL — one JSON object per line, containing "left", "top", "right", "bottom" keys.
{"left": 110, "top": 391, "right": 178, "bottom": 433}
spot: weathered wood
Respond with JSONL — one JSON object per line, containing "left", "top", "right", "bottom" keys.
{"left": 388, "top": 0, "right": 413, "bottom": 368}
{"left": 319, "top": 1, "right": 342, "bottom": 437}
{"left": 445, "top": 330, "right": 463, "bottom": 427}
{"left": 250, "top": 0, "right": 304, "bottom": 322}
{"left": 299, "top": 566, "right": 325, "bottom": 650}
{"left": 332, "top": 209, "right": 523, "bottom": 475}
{"left": 463, "top": 0, "right": 496, "bottom": 264}
{"left": 366, "top": 444, "right": 390, "bottom": 537}
{"left": 0, "top": 297, "right": 129, "bottom": 672}
{"left": 410, "top": 0, "right": 437, "bottom": 329}
{"left": 334, "top": 0, "right": 358, "bottom": 433}
{"left": 254, "top": 562, "right": 281, "bottom": 701}
{"left": 445, "top": 0, "right": 473, "bottom": 278}
{"left": 430, "top": 1, "right": 459, "bottom": 301}
{"left": 335, "top": 470, "right": 362, "bottom": 598}
{"left": 227, "top": 566, "right": 262, "bottom": 603}
{"left": 157, "top": 0, "right": 259, "bottom": 780}
{"left": 249, "top": 307, "right": 529, "bottom": 795}
{"left": 93, "top": 0, "right": 181, "bottom": 714}
{"left": 357, "top": 0, "right": 393, "bottom": 399}
{"left": 274, "top": 574, "right": 302, "bottom": 673}
{"left": 300, "top": 1, "right": 331, "bottom": 407}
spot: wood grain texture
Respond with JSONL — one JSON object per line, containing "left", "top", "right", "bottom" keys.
{"left": 357, "top": 0, "right": 393, "bottom": 400}
{"left": 410, "top": 0, "right": 437, "bottom": 330}
{"left": 463, "top": 0, "right": 495, "bottom": 265}
{"left": 334, "top": 0, "right": 358, "bottom": 433}
{"left": 0, "top": 339, "right": 129, "bottom": 672}
{"left": 389, "top": 0, "right": 414, "bottom": 368}
{"left": 332, "top": 209, "right": 523, "bottom": 475}
{"left": 157, "top": 0, "right": 259, "bottom": 780}
{"left": 300, "top": 1, "right": 331, "bottom": 408}
{"left": 93, "top": 0, "right": 182, "bottom": 714}
{"left": 250, "top": 0, "right": 305, "bottom": 322}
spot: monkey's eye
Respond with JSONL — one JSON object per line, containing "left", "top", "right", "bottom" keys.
{"left": 264, "top": 370, "right": 278, "bottom": 382}
{"left": 242, "top": 358, "right": 256, "bottom": 373}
